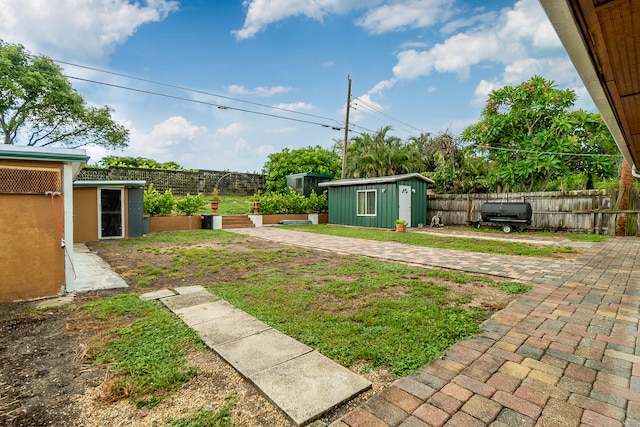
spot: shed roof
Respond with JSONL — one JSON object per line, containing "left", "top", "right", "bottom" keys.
{"left": 73, "top": 180, "right": 146, "bottom": 188}
{"left": 318, "top": 173, "right": 434, "bottom": 187}
{"left": 287, "top": 172, "right": 334, "bottom": 179}
{"left": 0, "top": 145, "right": 87, "bottom": 163}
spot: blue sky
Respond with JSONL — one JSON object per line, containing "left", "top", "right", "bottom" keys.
{"left": 0, "top": 0, "right": 592, "bottom": 173}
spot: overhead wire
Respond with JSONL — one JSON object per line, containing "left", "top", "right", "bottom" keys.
{"left": 481, "top": 145, "right": 622, "bottom": 157}
{"left": 53, "top": 59, "right": 344, "bottom": 126}
{"left": 1, "top": 60, "right": 345, "bottom": 131}
{"left": 5, "top": 56, "right": 436, "bottom": 140}
{"left": 350, "top": 95, "right": 428, "bottom": 136}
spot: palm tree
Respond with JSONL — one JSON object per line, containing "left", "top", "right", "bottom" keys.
{"left": 346, "top": 126, "right": 426, "bottom": 178}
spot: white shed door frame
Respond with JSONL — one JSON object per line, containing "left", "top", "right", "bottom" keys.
{"left": 398, "top": 185, "right": 411, "bottom": 226}
{"left": 98, "top": 187, "right": 125, "bottom": 239}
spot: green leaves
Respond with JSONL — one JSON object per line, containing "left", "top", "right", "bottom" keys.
{"left": 0, "top": 39, "right": 129, "bottom": 148}
{"left": 262, "top": 145, "right": 341, "bottom": 193}
{"left": 463, "top": 75, "right": 620, "bottom": 191}
{"left": 258, "top": 189, "right": 327, "bottom": 214}
{"left": 143, "top": 183, "right": 175, "bottom": 216}
{"left": 175, "top": 193, "right": 206, "bottom": 216}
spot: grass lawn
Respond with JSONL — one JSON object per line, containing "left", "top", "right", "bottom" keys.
{"left": 85, "top": 229, "right": 532, "bottom": 406}
{"left": 173, "top": 194, "right": 254, "bottom": 216}
{"left": 447, "top": 226, "right": 609, "bottom": 242}
{"left": 284, "top": 224, "right": 577, "bottom": 257}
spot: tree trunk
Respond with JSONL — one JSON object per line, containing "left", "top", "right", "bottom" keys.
{"left": 615, "top": 161, "right": 633, "bottom": 236}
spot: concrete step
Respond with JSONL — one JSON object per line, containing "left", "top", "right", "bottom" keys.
{"left": 222, "top": 215, "right": 255, "bottom": 229}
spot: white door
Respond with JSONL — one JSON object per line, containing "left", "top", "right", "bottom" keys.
{"left": 399, "top": 185, "right": 411, "bottom": 226}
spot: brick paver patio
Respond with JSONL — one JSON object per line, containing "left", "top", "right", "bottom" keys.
{"left": 231, "top": 228, "right": 640, "bottom": 427}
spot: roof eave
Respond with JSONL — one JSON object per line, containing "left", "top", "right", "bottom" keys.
{"left": 539, "top": 0, "right": 636, "bottom": 171}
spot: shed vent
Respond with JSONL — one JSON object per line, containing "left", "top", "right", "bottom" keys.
{"left": 0, "top": 166, "right": 62, "bottom": 194}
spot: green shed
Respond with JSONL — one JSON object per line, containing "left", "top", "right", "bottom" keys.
{"left": 318, "top": 173, "right": 434, "bottom": 229}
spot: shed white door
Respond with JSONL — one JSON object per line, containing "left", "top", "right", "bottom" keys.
{"left": 398, "top": 185, "right": 411, "bottom": 226}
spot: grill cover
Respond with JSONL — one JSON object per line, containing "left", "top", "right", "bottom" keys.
{"left": 480, "top": 202, "right": 532, "bottom": 222}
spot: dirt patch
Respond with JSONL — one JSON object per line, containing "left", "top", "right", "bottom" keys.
{"left": 0, "top": 235, "right": 523, "bottom": 426}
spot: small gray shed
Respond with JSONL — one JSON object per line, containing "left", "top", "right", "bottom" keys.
{"left": 318, "top": 173, "right": 434, "bottom": 229}
{"left": 286, "top": 172, "right": 334, "bottom": 197}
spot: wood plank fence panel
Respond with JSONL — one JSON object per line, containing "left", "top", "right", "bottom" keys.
{"left": 427, "top": 189, "right": 640, "bottom": 236}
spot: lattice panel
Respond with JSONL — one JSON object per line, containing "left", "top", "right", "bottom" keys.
{"left": 0, "top": 166, "right": 62, "bottom": 194}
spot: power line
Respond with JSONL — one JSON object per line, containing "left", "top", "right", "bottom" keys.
{"left": 53, "top": 59, "right": 344, "bottom": 126}
{"left": 65, "top": 73, "right": 345, "bottom": 130}
{"left": 481, "top": 145, "right": 622, "bottom": 157}
{"left": 1, "top": 61, "right": 345, "bottom": 131}
{"left": 351, "top": 95, "right": 427, "bottom": 135}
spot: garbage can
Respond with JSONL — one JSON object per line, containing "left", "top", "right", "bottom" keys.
{"left": 142, "top": 216, "right": 150, "bottom": 234}
{"left": 201, "top": 214, "right": 213, "bottom": 229}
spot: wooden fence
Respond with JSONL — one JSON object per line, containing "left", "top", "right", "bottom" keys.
{"left": 427, "top": 188, "right": 640, "bottom": 236}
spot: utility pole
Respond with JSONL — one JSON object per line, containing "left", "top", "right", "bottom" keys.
{"left": 341, "top": 75, "right": 351, "bottom": 179}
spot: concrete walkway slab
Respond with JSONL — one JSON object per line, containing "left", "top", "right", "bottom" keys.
{"left": 72, "top": 243, "right": 128, "bottom": 292}
{"left": 250, "top": 351, "right": 371, "bottom": 426}
{"left": 175, "top": 285, "right": 207, "bottom": 295}
{"left": 160, "top": 289, "right": 213, "bottom": 311}
{"left": 214, "top": 328, "right": 313, "bottom": 377}
{"left": 139, "top": 289, "right": 175, "bottom": 301}
{"left": 172, "top": 300, "right": 238, "bottom": 326}
{"left": 190, "top": 313, "right": 271, "bottom": 347}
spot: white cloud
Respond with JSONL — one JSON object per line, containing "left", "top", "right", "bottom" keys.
{"left": 0, "top": 0, "right": 178, "bottom": 62}
{"left": 392, "top": 50, "right": 435, "bottom": 80}
{"left": 126, "top": 116, "right": 208, "bottom": 159}
{"left": 369, "top": 79, "right": 397, "bottom": 95}
{"left": 234, "top": 138, "right": 251, "bottom": 152}
{"left": 392, "top": 31, "right": 502, "bottom": 80}
{"left": 256, "top": 145, "right": 276, "bottom": 156}
{"left": 399, "top": 40, "right": 429, "bottom": 49}
{"left": 391, "top": 0, "right": 560, "bottom": 82}
{"left": 440, "top": 11, "right": 496, "bottom": 34}
{"left": 226, "top": 84, "right": 292, "bottom": 97}
{"left": 272, "top": 102, "right": 315, "bottom": 111}
{"left": 232, "top": 0, "right": 376, "bottom": 40}
{"left": 470, "top": 56, "right": 588, "bottom": 107}
{"left": 215, "top": 123, "right": 246, "bottom": 137}
{"left": 267, "top": 127, "right": 298, "bottom": 134}
{"left": 471, "top": 79, "right": 501, "bottom": 107}
{"left": 150, "top": 116, "right": 207, "bottom": 144}
{"left": 499, "top": 0, "right": 561, "bottom": 49}
{"left": 355, "top": 0, "right": 454, "bottom": 34}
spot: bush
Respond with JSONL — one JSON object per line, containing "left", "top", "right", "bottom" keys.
{"left": 175, "top": 193, "right": 205, "bottom": 216}
{"left": 306, "top": 190, "right": 328, "bottom": 213}
{"left": 259, "top": 189, "right": 328, "bottom": 214}
{"left": 144, "top": 184, "right": 175, "bottom": 216}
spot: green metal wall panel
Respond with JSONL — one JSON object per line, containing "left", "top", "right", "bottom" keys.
{"left": 327, "top": 178, "right": 430, "bottom": 228}
{"left": 399, "top": 179, "right": 428, "bottom": 227}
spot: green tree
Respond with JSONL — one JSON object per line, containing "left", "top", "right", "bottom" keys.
{"left": 262, "top": 145, "right": 341, "bottom": 193}
{"left": 0, "top": 40, "right": 128, "bottom": 148}
{"left": 345, "top": 126, "right": 424, "bottom": 178}
{"left": 98, "top": 156, "right": 182, "bottom": 170}
{"left": 421, "top": 131, "right": 494, "bottom": 193}
{"left": 462, "top": 75, "right": 619, "bottom": 192}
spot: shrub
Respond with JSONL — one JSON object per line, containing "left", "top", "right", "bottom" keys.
{"left": 258, "top": 189, "right": 328, "bottom": 214}
{"left": 307, "top": 190, "right": 328, "bottom": 213}
{"left": 144, "top": 184, "right": 175, "bottom": 216}
{"left": 175, "top": 193, "right": 205, "bottom": 216}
